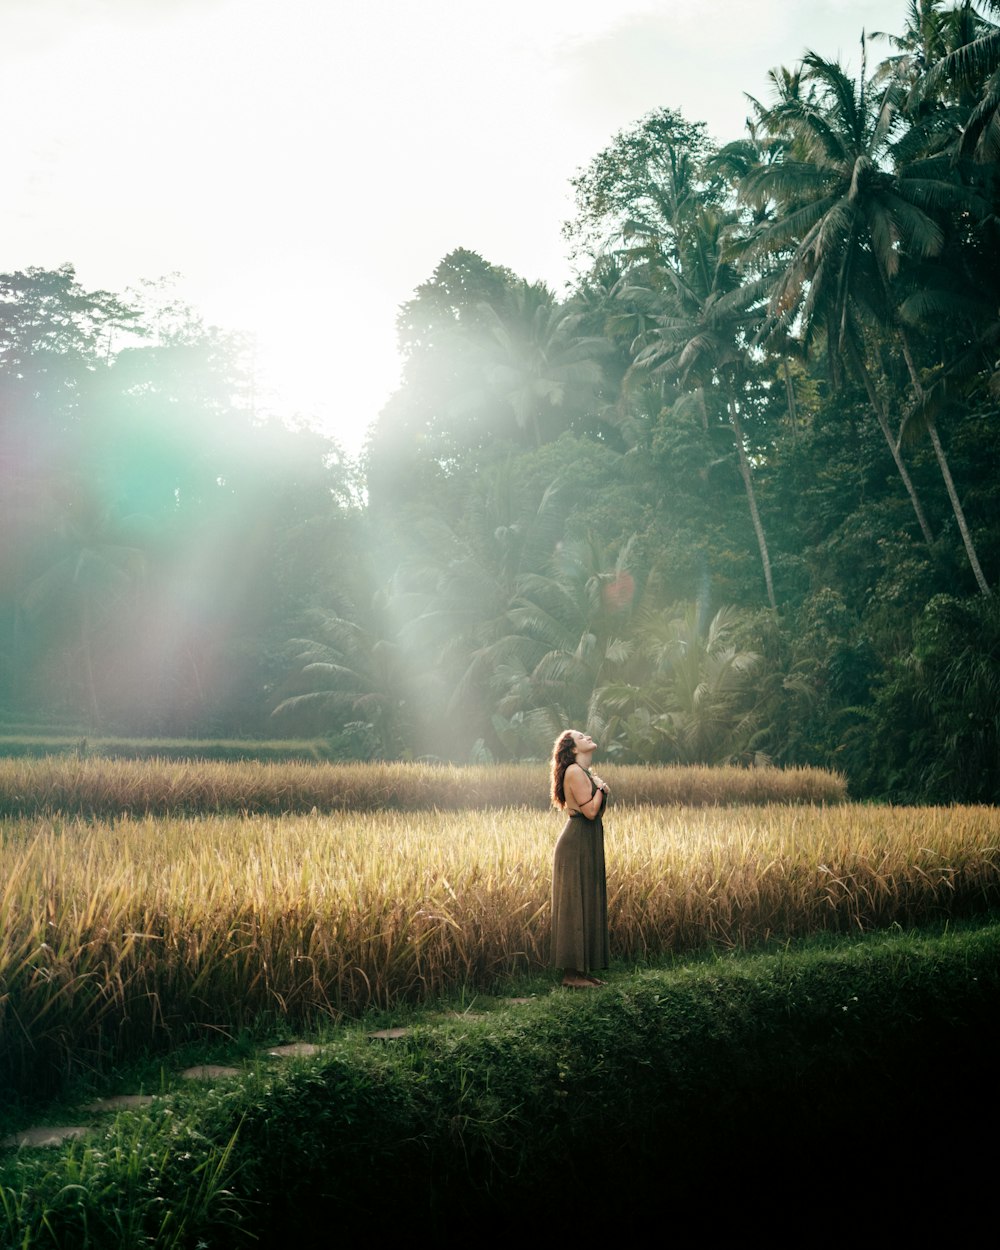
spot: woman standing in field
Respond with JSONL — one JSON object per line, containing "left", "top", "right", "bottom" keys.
{"left": 550, "top": 729, "right": 610, "bottom": 988}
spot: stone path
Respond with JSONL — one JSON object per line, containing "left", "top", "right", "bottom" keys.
{"left": 83, "top": 1094, "right": 157, "bottom": 1112}
{"left": 2, "top": 1125, "right": 90, "bottom": 1149}
{"left": 1, "top": 997, "right": 538, "bottom": 1150}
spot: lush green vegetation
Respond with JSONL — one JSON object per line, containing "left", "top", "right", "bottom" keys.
{"left": 2, "top": 4, "right": 999, "bottom": 801}
{"left": 3, "top": 921, "right": 996, "bottom": 1242}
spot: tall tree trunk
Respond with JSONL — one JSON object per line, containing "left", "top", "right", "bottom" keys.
{"left": 726, "top": 390, "right": 777, "bottom": 610}
{"left": 926, "top": 415, "right": 992, "bottom": 595}
{"left": 898, "top": 325, "right": 992, "bottom": 596}
{"left": 81, "top": 601, "right": 101, "bottom": 730}
{"left": 844, "top": 333, "right": 936, "bottom": 548}
{"left": 698, "top": 387, "right": 710, "bottom": 431}
{"left": 782, "top": 358, "right": 798, "bottom": 445}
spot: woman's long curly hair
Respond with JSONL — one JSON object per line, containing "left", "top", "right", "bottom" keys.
{"left": 550, "top": 730, "right": 579, "bottom": 809}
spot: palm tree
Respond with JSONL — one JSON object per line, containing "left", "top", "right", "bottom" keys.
{"left": 598, "top": 603, "right": 762, "bottom": 765}
{"left": 388, "top": 460, "right": 569, "bottom": 755}
{"left": 916, "top": 0, "right": 1000, "bottom": 161}
{"left": 472, "top": 533, "right": 647, "bottom": 757}
{"left": 874, "top": 0, "right": 984, "bottom": 95}
{"left": 629, "top": 202, "right": 779, "bottom": 609}
{"left": 271, "top": 600, "right": 412, "bottom": 759}
{"left": 743, "top": 46, "right": 991, "bottom": 593}
{"left": 473, "top": 281, "right": 609, "bottom": 446}
{"left": 576, "top": 115, "right": 782, "bottom": 610}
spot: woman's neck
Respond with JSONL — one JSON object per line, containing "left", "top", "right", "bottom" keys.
{"left": 574, "top": 751, "right": 594, "bottom": 769}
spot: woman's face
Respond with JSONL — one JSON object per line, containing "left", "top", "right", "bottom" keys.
{"left": 571, "top": 730, "right": 597, "bottom": 756}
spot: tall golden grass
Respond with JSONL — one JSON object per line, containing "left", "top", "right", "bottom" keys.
{"left": 1, "top": 802, "right": 996, "bottom": 1089}
{"left": 0, "top": 757, "right": 846, "bottom": 817}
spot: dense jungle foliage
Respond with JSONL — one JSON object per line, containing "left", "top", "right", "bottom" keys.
{"left": 2, "top": 2, "right": 999, "bottom": 800}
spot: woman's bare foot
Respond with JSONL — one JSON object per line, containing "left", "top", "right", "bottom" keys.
{"left": 561, "top": 972, "right": 599, "bottom": 989}
{"left": 585, "top": 975, "right": 606, "bottom": 985}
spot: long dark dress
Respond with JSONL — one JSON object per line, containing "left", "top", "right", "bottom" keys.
{"left": 551, "top": 768, "right": 609, "bottom": 972}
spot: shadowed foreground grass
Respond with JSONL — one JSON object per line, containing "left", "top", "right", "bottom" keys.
{"left": 2, "top": 920, "right": 996, "bottom": 1245}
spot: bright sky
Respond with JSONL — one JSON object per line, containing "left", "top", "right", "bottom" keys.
{"left": 4, "top": 0, "right": 907, "bottom": 456}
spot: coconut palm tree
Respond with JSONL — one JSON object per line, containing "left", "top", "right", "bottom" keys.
{"left": 874, "top": 0, "right": 986, "bottom": 95}
{"left": 743, "top": 46, "right": 991, "bottom": 593}
{"left": 383, "top": 460, "right": 572, "bottom": 755}
{"left": 271, "top": 600, "right": 413, "bottom": 759}
{"left": 597, "top": 602, "right": 762, "bottom": 765}
{"left": 629, "top": 202, "right": 779, "bottom": 609}
{"left": 473, "top": 281, "right": 609, "bottom": 446}
{"left": 916, "top": 0, "right": 1000, "bottom": 161}
{"left": 472, "top": 533, "right": 648, "bottom": 756}
{"left": 575, "top": 113, "right": 782, "bottom": 610}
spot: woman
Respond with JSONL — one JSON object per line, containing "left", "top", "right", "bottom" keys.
{"left": 550, "top": 728, "right": 610, "bottom": 988}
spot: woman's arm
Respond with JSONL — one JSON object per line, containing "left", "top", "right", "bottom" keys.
{"left": 565, "top": 764, "right": 606, "bottom": 819}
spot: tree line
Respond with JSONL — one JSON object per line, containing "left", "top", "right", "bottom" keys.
{"left": 2, "top": 2, "right": 998, "bottom": 800}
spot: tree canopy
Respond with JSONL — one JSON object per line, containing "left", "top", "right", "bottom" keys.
{"left": 4, "top": 4, "right": 1000, "bottom": 801}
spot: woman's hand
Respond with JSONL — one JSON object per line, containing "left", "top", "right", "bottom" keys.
{"left": 591, "top": 773, "right": 609, "bottom": 794}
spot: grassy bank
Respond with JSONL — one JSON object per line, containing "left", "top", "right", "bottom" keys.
{"left": 0, "top": 756, "right": 846, "bottom": 818}
{"left": 2, "top": 803, "right": 997, "bottom": 1097}
{"left": 2, "top": 921, "right": 996, "bottom": 1245}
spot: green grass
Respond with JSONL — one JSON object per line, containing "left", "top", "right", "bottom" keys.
{"left": 2, "top": 918, "right": 996, "bottom": 1245}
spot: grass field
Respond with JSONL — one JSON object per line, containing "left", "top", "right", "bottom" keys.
{"left": 2, "top": 777, "right": 997, "bottom": 1095}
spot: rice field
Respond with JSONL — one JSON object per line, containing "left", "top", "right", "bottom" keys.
{"left": 0, "top": 756, "right": 847, "bottom": 817}
{"left": 2, "top": 796, "right": 998, "bottom": 1095}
